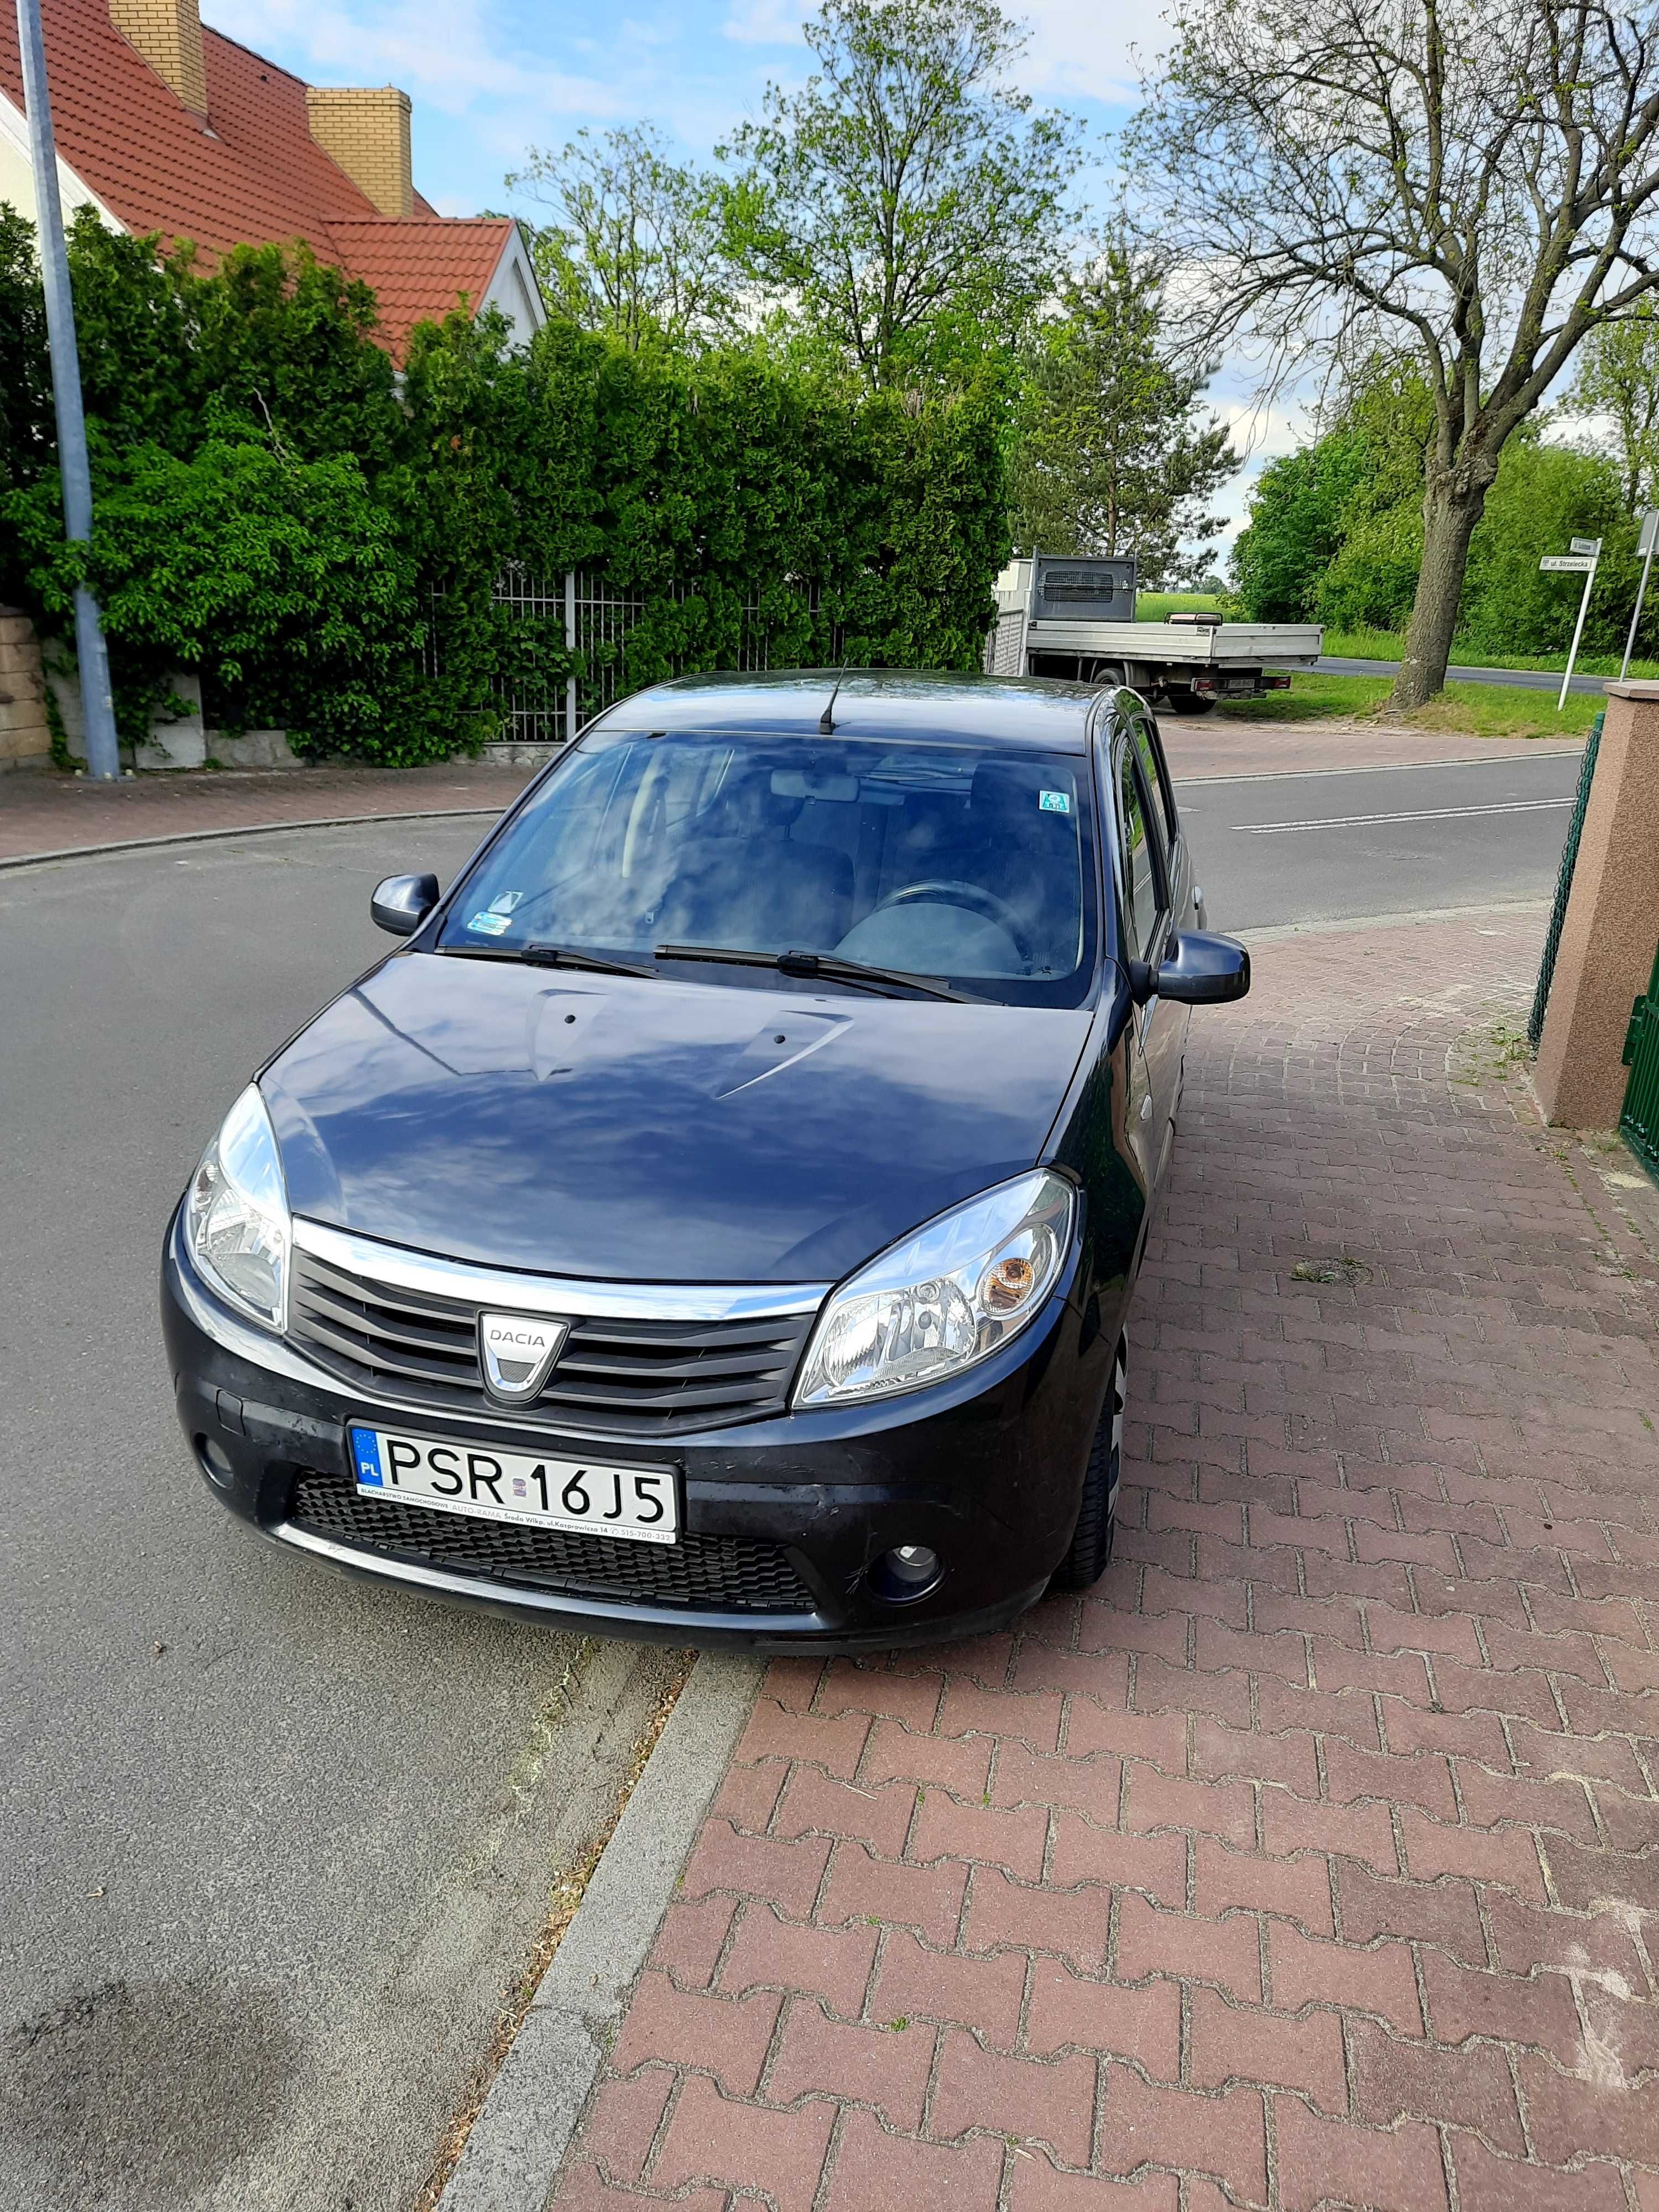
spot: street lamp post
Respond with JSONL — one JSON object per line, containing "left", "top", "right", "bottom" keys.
{"left": 14, "top": 0, "right": 121, "bottom": 780}
{"left": 1620, "top": 510, "right": 1659, "bottom": 684}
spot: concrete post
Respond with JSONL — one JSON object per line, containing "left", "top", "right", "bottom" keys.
{"left": 1535, "top": 680, "right": 1659, "bottom": 1128}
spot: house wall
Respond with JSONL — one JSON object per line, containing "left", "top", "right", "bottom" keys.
{"left": 481, "top": 225, "right": 546, "bottom": 351}
{"left": 0, "top": 91, "right": 122, "bottom": 232}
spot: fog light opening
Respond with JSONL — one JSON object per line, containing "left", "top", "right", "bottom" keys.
{"left": 870, "top": 1543, "right": 943, "bottom": 1605}
{"left": 195, "top": 1434, "right": 235, "bottom": 1489}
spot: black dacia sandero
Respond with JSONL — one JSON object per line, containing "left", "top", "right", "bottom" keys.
{"left": 161, "top": 671, "right": 1248, "bottom": 1648}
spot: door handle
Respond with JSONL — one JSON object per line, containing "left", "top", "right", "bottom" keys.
{"left": 1140, "top": 1094, "right": 1152, "bottom": 1121}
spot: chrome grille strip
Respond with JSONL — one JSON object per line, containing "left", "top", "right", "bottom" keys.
{"left": 291, "top": 1217, "right": 828, "bottom": 1324}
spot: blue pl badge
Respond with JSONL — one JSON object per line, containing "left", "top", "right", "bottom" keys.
{"left": 351, "top": 1427, "right": 384, "bottom": 1486}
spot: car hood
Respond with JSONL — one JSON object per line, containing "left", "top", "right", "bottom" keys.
{"left": 260, "top": 953, "right": 1092, "bottom": 1284}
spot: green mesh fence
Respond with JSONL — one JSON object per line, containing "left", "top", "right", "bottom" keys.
{"left": 1527, "top": 709, "right": 1605, "bottom": 1051}
{"left": 1621, "top": 940, "right": 1659, "bottom": 1180}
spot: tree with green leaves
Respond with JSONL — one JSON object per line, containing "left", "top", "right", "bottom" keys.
{"left": 1567, "top": 304, "right": 1659, "bottom": 513}
{"left": 721, "top": 0, "right": 1081, "bottom": 390}
{"left": 1008, "top": 244, "right": 1237, "bottom": 586}
{"left": 1132, "top": 0, "right": 1659, "bottom": 707}
{"left": 507, "top": 126, "right": 739, "bottom": 353}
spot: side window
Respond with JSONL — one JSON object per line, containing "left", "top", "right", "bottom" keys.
{"left": 1130, "top": 713, "right": 1179, "bottom": 855}
{"left": 1115, "top": 746, "right": 1166, "bottom": 960}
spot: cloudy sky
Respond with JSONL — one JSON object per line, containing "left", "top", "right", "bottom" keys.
{"left": 209, "top": 0, "right": 1310, "bottom": 555}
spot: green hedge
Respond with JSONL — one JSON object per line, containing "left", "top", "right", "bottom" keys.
{"left": 0, "top": 208, "right": 1008, "bottom": 763}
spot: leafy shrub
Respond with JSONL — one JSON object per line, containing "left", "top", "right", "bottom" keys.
{"left": 1, "top": 207, "right": 1009, "bottom": 764}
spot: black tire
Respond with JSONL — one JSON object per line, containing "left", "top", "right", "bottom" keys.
{"left": 1166, "top": 688, "right": 1215, "bottom": 715}
{"left": 1050, "top": 1335, "right": 1125, "bottom": 1592}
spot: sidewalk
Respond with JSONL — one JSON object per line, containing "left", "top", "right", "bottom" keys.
{"left": 547, "top": 905, "right": 1659, "bottom": 2212}
{"left": 0, "top": 758, "right": 534, "bottom": 864}
{"left": 0, "top": 721, "right": 1584, "bottom": 867}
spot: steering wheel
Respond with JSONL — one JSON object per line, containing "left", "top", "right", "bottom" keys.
{"left": 870, "top": 879, "right": 1036, "bottom": 966}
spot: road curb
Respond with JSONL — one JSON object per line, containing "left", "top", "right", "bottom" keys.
{"left": 0, "top": 805, "right": 506, "bottom": 872}
{"left": 441, "top": 1649, "right": 765, "bottom": 2211}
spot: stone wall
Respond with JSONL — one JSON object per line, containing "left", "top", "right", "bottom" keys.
{"left": 0, "top": 607, "right": 51, "bottom": 771}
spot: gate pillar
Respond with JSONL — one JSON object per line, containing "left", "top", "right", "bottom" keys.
{"left": 1535, "top": 680, "right": 1659, "bottom": 1128}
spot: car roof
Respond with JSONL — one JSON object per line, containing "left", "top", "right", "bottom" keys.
{"left": 598, "top": 668, "right": 1104, "bottom": 753}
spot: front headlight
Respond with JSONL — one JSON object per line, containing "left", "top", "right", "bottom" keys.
{"left": 184, "top": 1084, "right": 291, "bottom": 1330}
{"left": 794, "top": 1169, "right": 1077, "bottom": 1409}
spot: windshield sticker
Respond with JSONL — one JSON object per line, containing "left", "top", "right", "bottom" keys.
{"left": 1039, "top": 790, "right": 1072, "bottom": 813}
{"left": 468, "top": 910, "right": 512, "bottom": 936}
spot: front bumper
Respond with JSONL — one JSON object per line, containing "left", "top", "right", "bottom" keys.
{"left": 160, "top": 1209, "right": 1113, "bottom": 1651}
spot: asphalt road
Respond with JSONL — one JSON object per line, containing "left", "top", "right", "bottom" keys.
{"left": 0, "top": 820, "right": 684, "bottom": 2212}
{"left": 1317, "top": 653, "right": 1606, "bottom": 695}
{"left": 1176, "top": 747, "right": 1585, "bottom": 932}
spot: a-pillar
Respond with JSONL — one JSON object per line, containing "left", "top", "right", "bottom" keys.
{"left": 1535, "top": 680, "right": 1659, "bottom": 1127}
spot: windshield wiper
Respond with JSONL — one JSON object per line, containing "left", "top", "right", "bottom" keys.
{"left": 653, "top": 943, "right": 980, "bottom": 1003}
{"left": 439, "top": 941, "right": 657, "bottom": 979}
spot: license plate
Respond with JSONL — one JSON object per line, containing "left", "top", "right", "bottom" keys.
{"left": 347, "top": 1426, "right": 679, "bottom": 1545}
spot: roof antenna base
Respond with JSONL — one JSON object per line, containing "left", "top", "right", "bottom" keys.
{"left": 818, "top": 659, "right": 851, "bottom": 734}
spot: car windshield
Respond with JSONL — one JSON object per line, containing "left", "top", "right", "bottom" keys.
{"left": 438, "top": 729, "right": 1097, "bottom": 1006}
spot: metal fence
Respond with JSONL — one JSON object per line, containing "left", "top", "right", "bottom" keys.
{"left": 430, "top": 569, "right": 836, "bottom": 746}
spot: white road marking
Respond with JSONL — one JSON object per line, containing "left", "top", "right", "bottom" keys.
{"left": 1237, "top": 797, "right": 1574, "bottom": 835}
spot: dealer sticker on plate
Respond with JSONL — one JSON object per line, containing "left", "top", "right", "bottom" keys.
{"left": 348, "top": 1425, "right": 679, "bottom": 1544}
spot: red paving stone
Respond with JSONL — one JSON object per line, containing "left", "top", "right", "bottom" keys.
{"left": 549, "top": 904, "right": 1659, "bottom": 2210}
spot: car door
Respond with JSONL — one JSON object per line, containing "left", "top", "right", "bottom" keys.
{"left": 1109, "top": 716, "right": 1182, "bottom": 1193}
{"left": 1128, "top": 703, "right": 1193, "bottom": 1153}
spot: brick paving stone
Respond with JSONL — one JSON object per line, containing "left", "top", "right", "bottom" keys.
{"left": 1097, "top": 2070, "right": 1267, "bottom": 2204}
{"left": 550, "top": 907, "right": 1659, "bottom": 2211}
{"left": 611, "top": 1975, "right": 783, "bottom": 2097}
{"left": 1271, "top": 2096, "right": 1449, "bottom": 2212}
{"left": 872, "top": 1929, "right": 1030, "bottom": 2049}
{"left": 1348, "top": 2017, "right": 1526, "bottom": 2152}
{"left": 1447, "top": 2135, "right": 1630, "bottom": 2212}
{"left": 651, "top": 2073, "right": 835, "bottom": 2212}
{"left": 1008, "top": 2161, "right": 1181, "bottom": 2210}
{"left": 1187, "top": 1987, "right": 1347, "bottom": 2110}
{"left": 1193, "top": 1838, "right": 1334, "bottom": 1934}
{"left": 821, "top": 1840, "right": 968, "bottom": 1945}
{"left": 718, "top": 1905, "right": 879, "bottom": 2016}
{"left": 766, "top": 2000, "right": 935, "bottom": 2128}
{"left": 1024, "top": 1957, "right": 1180, "bottom": 2078}
{"left": 1115, "top": 1897, "right": 1263, "bottom": 2002}
{"left": 931, "top": 2032, "right": 1097, "bottom": 2164}
{"left": 823, "top": 2107, "right": 1004, "bottom": 2212}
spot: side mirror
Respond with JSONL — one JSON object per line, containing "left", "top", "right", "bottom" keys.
{"left": 1155, "top": 929, "right": 1250, "bottom": 1005}
{"left": 371, "top": 872, "right": 440, "bottom": 937}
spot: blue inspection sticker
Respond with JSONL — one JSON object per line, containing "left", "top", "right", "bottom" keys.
{"left": 1039, "top": 789, "right": 1072, "bottom": 814}
{"left": 349, "top": 1426, "right": 384, "bottom": 1487}
{"left": 468, "top": 910, "right": 512, "bottom": 936}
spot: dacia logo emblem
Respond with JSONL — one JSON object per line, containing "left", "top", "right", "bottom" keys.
{"left": 478, "top": 1312, "right": 568, "bottom": 1404}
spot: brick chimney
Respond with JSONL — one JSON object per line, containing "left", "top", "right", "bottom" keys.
{"left": 304, "top": 86, "right": 414, "bottom": 219}
{"left": 109, "top": 0, "right": 207, "bottom": 113}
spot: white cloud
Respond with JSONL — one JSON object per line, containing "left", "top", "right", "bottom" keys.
{"left": 210, "top": 0, "right": 620, "bottom": 122}
{"left": 1016, "top": 0, "right": 1171, "bottom": 106}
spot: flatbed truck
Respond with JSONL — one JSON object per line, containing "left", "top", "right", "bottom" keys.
{"left": 984, "top": 553, "right": 1322, "bottom": 713}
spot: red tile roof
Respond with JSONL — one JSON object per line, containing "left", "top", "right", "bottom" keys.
{"left": 0, "top": 0, "right": 518, "bottom": 356}
{"left": 325, "top": 217, "right": 517, "bottom": 356}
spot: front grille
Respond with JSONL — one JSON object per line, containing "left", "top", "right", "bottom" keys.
{"left": 288, "top": 1470, "right": 816, "bottom": 1613}
{"left": 288, "top": 1246, "right": 817, "bottom": 1438}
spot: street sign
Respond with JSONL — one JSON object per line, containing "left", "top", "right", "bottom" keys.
{"left": 1541, "top": 555, "right": 1596, "bottom": 572}
{"left": 1571, "top": 536, "right": 1602, "bottom": 556}
{"left": 1640, "top": 510, "right": 1659, "bottom": 557}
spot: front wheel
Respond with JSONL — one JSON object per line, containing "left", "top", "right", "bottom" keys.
{"left": 1049, "top": 1335, "right": 1125, "bottom": 1592}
